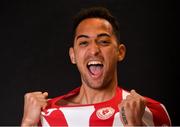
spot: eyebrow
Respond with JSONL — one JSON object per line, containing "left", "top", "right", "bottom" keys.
{"left": 97, "top": 33, "right": 111, "bottom": 38}
{"left": 76, "top": 35, "right": 89, "bottom": 40}
{"left": 76, "top": 33, "right": 111, "bottom": 41}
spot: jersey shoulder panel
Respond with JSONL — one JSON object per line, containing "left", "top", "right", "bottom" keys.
{"left": 145, "top": 97, "right": 171, "bottom": 126}
{"left": 45, "top": 87, "right": 81, "bottom": 109}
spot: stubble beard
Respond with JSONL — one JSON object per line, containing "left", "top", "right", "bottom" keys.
{"left": 81, "top": 70, "right": 115, "bottom": 90}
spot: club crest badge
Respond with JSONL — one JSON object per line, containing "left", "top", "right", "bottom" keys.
{"left": 96, "top": 107, "right": 115, "bottom": 120}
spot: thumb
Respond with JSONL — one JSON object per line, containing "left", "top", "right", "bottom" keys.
{"left": 43, "top": 92, "right": 48, "bottom": 98}
{"left": 42, "top": 92, "right": 49, "bottom": 110}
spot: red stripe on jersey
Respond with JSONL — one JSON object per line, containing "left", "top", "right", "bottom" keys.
{"left": 42, "top": 109, "right": 68, "bottom": 126}
{"left": 89, "top": 87, "right": 121, "bottom": 126}
{"left": 145, "top": 97, "right": 171, "bottom": 126}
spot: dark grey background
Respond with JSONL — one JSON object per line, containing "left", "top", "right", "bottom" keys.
{"left": 0, "top": 0, "right": 178, "bottom": 125}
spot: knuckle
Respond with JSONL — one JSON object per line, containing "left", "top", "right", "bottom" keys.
{"left": 136, "top": 97, "right": 141, "bottom": 102}
{"left": 126, "top": 95, "right": 131, "bottom": 100}
{"left": 29, "top": 96, "right": 36, "bottom": 102}
{"left": 24, "top": 93, "right": 37, "bottom": 103}
{"left": 124, "top": 101, "right": 130, "bottom": 107}
{"left": 24, "top": 93, "right": 32, "bottom": 98}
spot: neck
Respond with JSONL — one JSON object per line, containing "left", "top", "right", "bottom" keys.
{"left": 77, "top": 80, "right": 117, "bottom": 104}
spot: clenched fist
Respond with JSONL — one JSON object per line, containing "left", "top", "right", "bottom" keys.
{"left": 21, "top": 92, "right": 48, "bottom": 126}
{"left": 119, "top": 90, "right": 147, "bottom": 126}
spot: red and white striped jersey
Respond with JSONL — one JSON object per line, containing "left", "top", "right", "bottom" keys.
{"left": 39, "top": 87, "right": 171, "bottom": 126}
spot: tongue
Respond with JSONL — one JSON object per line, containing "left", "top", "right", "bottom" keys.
{"left": 89, "top": 65, "right": 102, "bottom": 75}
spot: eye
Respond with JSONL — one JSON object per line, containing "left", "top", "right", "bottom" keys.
{"left": 79, "top": 41, "right": 88, "bottom": 46}
{"left": 98, "top": 40, "right": 110, "bottom": 46}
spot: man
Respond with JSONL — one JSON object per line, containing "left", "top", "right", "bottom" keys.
{"left": 21, "top": 7, "right": 171, "bottom": 126}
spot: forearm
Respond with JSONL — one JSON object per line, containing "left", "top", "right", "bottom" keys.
{"left": 21, "top": 118, "right": 38, "bottom": 127}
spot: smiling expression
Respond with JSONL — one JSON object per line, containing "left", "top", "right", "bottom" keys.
{"left": 69, "top": 18, "right": 125, "bottom": 90}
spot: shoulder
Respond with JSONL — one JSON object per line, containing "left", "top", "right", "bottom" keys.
{"left": 144, "top": 97, "right": 171, "bottom": 126}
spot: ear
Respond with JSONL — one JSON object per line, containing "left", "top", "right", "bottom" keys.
{"left": 117, "top": 44, "right": 126, "bottom": 61}
{"left": 69, "top": 47, "right": 76, "bottom": 64}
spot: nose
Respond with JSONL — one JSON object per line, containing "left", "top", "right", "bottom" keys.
{"left": 89, "top": 41, "right": 100, "bottom": 56}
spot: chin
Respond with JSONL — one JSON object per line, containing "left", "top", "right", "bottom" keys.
{"left": 87, "top": 81, "right": 109, "bottom": 90}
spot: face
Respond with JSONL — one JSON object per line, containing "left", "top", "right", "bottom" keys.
{"left": 69, "top": 18, "right": 125, "bottom": 90}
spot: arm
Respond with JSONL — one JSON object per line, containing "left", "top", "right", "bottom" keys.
{"left": 21, "top": 92, "right": 48, "bottom": 126}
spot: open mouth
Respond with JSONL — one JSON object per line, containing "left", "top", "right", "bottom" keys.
{"left": 87, "top": 61, "right": 104, "bottom": 78}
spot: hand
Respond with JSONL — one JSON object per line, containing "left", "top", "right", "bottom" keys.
{"left": 21, "top": 92, "right": 48, "bottom": 126}
{"left": 119, "top": 90, "right": 147, "bottom": 126}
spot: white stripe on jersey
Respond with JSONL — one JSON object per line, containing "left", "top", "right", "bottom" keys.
{"left": 60, "top": 106, "right": 95, "bottom": 127}
{"left": 41, "top": 115, "right": 50, "bottom": 127}
{"left": 112, "top": 112, "right": 124, "bottom": 126}
{"left": 142, "top": 107, "right": 154, "bottom": 126}
{"left": 122, "top": 89, "right": 130, "bottom": 100}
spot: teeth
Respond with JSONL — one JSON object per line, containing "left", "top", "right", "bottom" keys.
{"left": 88, "top": 61, "right": 102, "bottom": 66}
